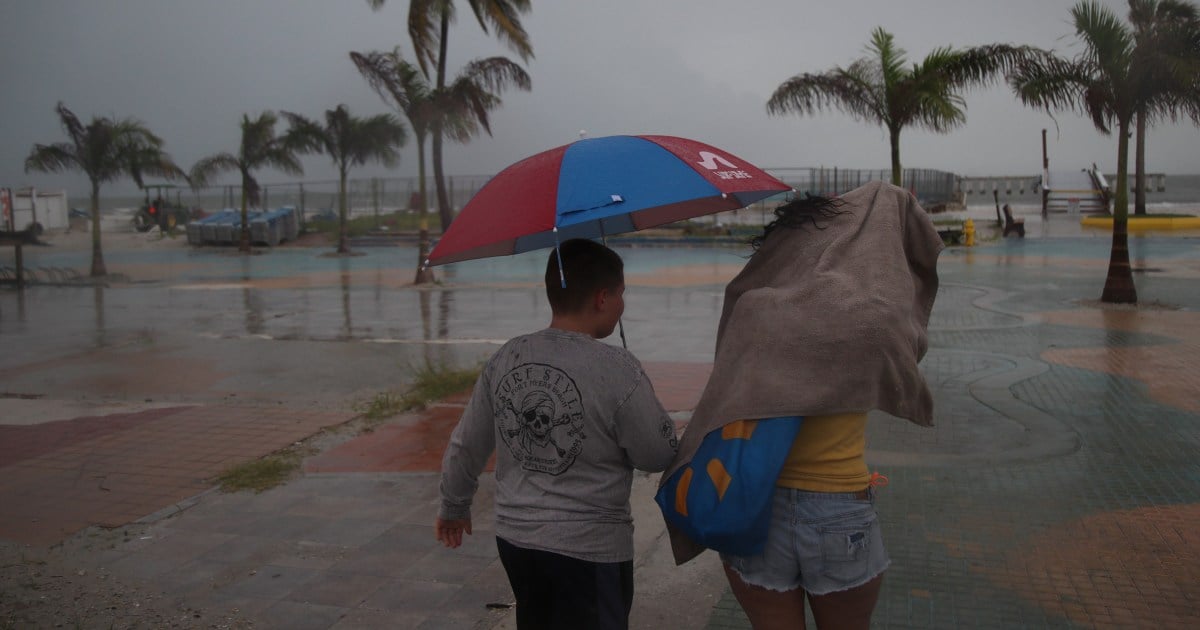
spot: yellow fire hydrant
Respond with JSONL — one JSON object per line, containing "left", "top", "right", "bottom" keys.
{"left": 963, "top": 218, "right": 976, "bottom": 246}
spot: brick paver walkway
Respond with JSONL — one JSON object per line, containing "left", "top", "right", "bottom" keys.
{"left": 0, "top": 406, "right": 355, "bottom": 545}
{"left": 4, "top": 229, "right": 1200, "bottom": 628}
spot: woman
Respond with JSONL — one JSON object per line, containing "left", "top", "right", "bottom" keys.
{"left": 660, "top": 180, "right": 944, "bottom": 629}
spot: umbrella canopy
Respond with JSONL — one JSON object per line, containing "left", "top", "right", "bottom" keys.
{"left": 426, "top": 135, "right": 792, "bottom": 266}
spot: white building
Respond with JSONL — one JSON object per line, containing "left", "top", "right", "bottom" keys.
{"left": 1, "top": 187, "right": 70, "bottom": 233}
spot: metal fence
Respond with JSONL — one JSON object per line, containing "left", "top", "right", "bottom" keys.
{"left": 139, "top": 175, "right": 494, "bottom": 223}
{"left": 110, "top": 167, "right": 959, "bottom": 223}
{"left": 766, "top": 167, "right": 959, "bottom": 206}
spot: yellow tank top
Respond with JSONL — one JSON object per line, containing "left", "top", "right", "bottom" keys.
{"left": 776, "top": 412, "right": 870, "bottom": 492}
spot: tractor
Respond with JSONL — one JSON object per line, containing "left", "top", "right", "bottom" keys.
{"left": 133, "top": 184, "right": 194, "bottom": 232}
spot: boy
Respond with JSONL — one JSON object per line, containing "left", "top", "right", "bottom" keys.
{"left": 437, "top": 238, "right": 678, "bottom": 630}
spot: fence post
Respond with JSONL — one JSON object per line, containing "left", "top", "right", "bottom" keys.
{"left": 14, "top": 243, "right": 23, "bottom": 289}
{"left": 372, "top": 177, "right": 380, "bottom": 229}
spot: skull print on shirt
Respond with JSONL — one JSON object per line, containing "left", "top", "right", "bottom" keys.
{"left": 495, "top": 363, "right": 585, "bottom": 475}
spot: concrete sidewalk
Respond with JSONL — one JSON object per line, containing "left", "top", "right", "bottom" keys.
{"left": 3, "top": 223, "right": 1200, "bottom": 628}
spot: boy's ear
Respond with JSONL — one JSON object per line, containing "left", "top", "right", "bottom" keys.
{"left": 592, "top": 286, "right": 610, "bottom": 312}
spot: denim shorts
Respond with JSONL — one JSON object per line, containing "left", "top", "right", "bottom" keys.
{"left": 720, "top": 486, "right": 889, "bottom": 595}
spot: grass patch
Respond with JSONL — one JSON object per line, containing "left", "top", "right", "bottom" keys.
{"left": 215, "top": 449, "right": 303, "bottom": 493}
{"left": 354, "top": 361, "right": 481, "bottom": 426}
{"left": 356, "top": 391, "right": 408, "bottom": 422}
{"left": 402, "top": 361, "right": 481, "bottom": 410}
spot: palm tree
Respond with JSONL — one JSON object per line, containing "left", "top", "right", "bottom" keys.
{"left": 768, "top": 27, "right": 1034, "bottom": 186}
{"left": 190, "top": 112, "right": 303, "bottom": 252}
{"left": 351, "top": 48, "right": 438, "bottom": 283}
{"left": 367, "top": 0, "right": 533, "bottom": 230}
{"left": 282, "top": 105, "right": 408, "bottom": 254}
{"left": 1128, "top": 0, "right": 1200, "bottom": 214}
{"left": 1010, "top": 1, "right": 1143, "bottom": 303}
{"left": 352, "top": 48, "right": 530, "bottom": 233}
{"left": 25, "top": 102, "right": 182, "bottom": 277}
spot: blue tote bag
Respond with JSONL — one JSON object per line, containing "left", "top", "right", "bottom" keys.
{"left": 655, "top": 416, "right": 803, "bottom": 556}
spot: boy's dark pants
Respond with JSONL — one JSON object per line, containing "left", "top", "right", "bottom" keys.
{"left": 496, "top": 537, "right": 634, "bottom": 630}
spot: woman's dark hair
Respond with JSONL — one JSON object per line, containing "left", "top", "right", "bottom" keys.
{"left": 545, "top": 238, "right": 624, "bottom": 314}
{"left": 750, "top": 194, "right": 848, "bottom": 251}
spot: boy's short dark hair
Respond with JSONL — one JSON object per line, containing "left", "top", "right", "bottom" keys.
{"left": 545, "top": 239, "right": 624, "bottom": 314}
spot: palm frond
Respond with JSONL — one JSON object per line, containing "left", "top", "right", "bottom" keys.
{"left": 1073, "top": 1, "right": 1135, "bottom": 80}
{"left": 189, "top": 153, "right": 240, "bottom": 188}
{"left": 868, "top": 27, "right": 907, "bottom": 90}
{"left": 54, "top": 102, "right": 88, "bottom": 151}
{"left": 351, "top": 49, "right": 439, "bottom": 143}
{"left": 1009, "top": 53, "right": 1092, "bottom": 113}
{"left": 408, "top": 0, "right": 445, "bottom": 77}
{"left": 1082, "top": 83, "right": 1118, "bottom": 132}
{"left": 912, "top": 90, "right": 968, "bottom": 132}
{"left": 467, "top": 0, "right": 534, "bottom": 61}
{"left": 260, "top": 146, "right": 304, "bottom": 177}
{"left": 348, "top": 113, "right": 407, "bottom": 167}
{"left": 280, "top": 110, "right": 330, "bottom": 155}
{"left": 458, "top": 56, "right": 531, "bottom": 94}
{"left": 24, "top": 143, "right": 80, "bottom": 175}
{"left": 239, "top": 111, "right": 282, "bottom": 162}
{"left": 1129, "top": 0, "right": 1200, "bottom": 124}
{"left": 125, "top": 141, "right": 184, "bottom": 189}
{"left": 351, "top": 49, "right": 409, "bottom": 108}
{"left": 767, "top": 70, "right": 884, "bottom": 124}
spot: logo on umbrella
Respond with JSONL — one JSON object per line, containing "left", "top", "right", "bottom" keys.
{"left": 696, "top": 151, "right": 752, "bottom": 181}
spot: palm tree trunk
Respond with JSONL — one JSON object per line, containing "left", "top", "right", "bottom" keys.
{"left": 1134, "top": 107, "right": 1147, "bottom": 216}
{"left": 1101, "top": 118, "right": 1137, "bottom": 304}
{"left": 239, "top": 175, "right": 251, "bottom": 253}
{"left": 889, "top": 127, "right": 902, "bottom": 187}
{"left": 89, "top": 180, "right": 106, "bottom": 277}
{"left": 338, "top": 167, "right": 349, "bottom": 254}
{"left": 432, "top": 135, "right": 451, "bottom": 232}
{"left": 415, "top": 135, "right": 435, "bottom": 284}
{"left": 432, "top": 8, "right": 453, "bottom": 232}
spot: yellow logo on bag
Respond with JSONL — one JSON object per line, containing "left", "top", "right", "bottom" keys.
{"left": 674, "top": 420, "right": 759, "bottom": 515}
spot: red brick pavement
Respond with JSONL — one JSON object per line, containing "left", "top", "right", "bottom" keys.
{"left": 0, "top": 363, "right": 710, "bottom": 545}
{"left": 305, "top": 403, "right": 484, "bottom": 473}
{"left": 0, "top": 407, "right": 185, "bottom": 468}
{"left": 0, "top": 406, "right": 356, "bottom": 546}
{"left": 304, "top": 361, "right": 711, "bottom": 475}
{"left": 980, "top": 504, "right": 1199, "bottom": 627}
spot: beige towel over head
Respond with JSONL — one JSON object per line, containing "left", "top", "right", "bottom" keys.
{"left": 661, "top": 180, "right": 944, "bottom": 564}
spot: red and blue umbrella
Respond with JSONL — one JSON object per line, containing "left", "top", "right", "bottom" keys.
{"left": 426, "top": 135, "right": 792, "bottom": 266}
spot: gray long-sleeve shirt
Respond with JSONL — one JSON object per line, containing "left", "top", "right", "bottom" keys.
{"left": 439, "top": 328, "right": 678, "bottom": 563}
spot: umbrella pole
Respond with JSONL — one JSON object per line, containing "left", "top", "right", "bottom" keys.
{"left": 599, "top": 225, "right": 628, "bottom": 350}
{"left": 553, "top": 227, "right": 566, "bottom": 289}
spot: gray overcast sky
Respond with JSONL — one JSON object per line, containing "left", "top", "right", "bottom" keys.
{"left": 3, "top": 0, "right": 1198, "bottom": 198}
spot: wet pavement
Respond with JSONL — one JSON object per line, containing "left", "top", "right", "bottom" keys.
{"left": 2, "top": 215, "right": 1200, "bottom": 628}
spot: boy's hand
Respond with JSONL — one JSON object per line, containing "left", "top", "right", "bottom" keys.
{"left": 435, "top": 517, "right": 473, "bottom": 548}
